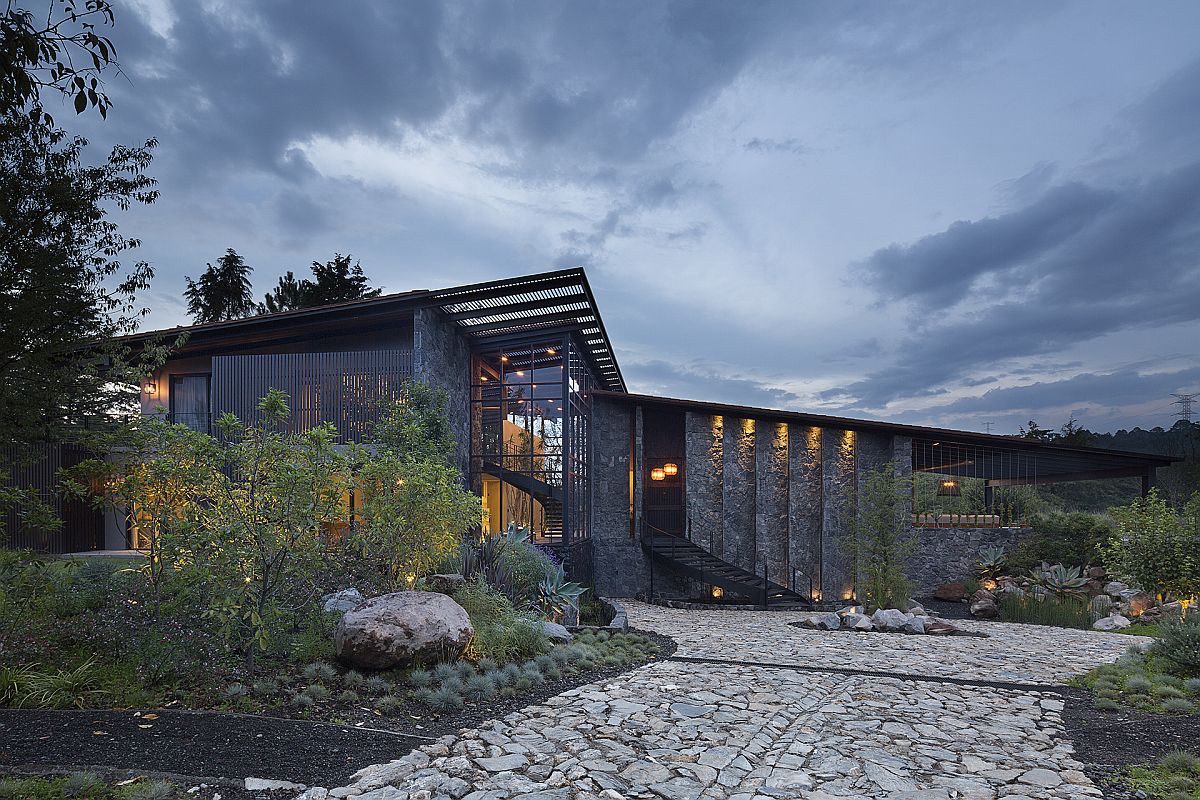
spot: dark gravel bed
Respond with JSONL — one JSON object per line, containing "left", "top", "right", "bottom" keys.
{"left": 0, "top": 629, "right": 676, "bottom": 790}
{"left": 1060, "top": 685, "right": 1200, "bottom": 799}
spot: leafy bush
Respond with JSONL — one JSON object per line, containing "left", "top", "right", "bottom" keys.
{"left": 844, "top": 465, "right": 913, "bottom": 612}
{"left": 1160, "top": 750, "right": 1200, "bottom": 774}
{"left": 1104, "top": 491, "right": 1200, "bottom": 601}
{"left": 997, "top": 593, "right": 1092, "bottom": 629}
{"left": 1154, "top": 616, "right": 1200, "bottom": 676}
{"left": 453, "top": 576, "right": 550, "bottom": 663}
{"left": 1009, "top": 512, "right": 1114, "bottom": 572}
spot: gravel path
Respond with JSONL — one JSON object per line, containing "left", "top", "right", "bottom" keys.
{"left": 299, "top": 602, "right": 1150, "bottom": 800}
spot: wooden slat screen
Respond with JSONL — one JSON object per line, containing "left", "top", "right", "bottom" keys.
{"left": 1, "top": 444, "right": 103, "bottom": 553}
{"left": 211, "top": 350, "right": 414, "bottom": 443}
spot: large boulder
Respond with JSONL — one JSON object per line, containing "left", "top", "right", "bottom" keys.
{"left": 335, "top": 591, "right": 474, "bottom": 670}
{"left": 540, "top": 620, "right": 573, "bottom": 643}
{"left": 934, "top": 582, "right": 968, "bottom": 602}
{"left": 322, "top": 588, "right": 364, "bottom": 614}
{"left": 969, "top": 596, "right": 1000, "bottom": 618}
{"left": 1125, "top": 591, "right": 1155, "bottom": 617}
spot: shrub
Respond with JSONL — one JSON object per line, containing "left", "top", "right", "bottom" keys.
{"left": 342, "top": 670, "right": 365, "bottom": 689}
{"left": 1092, "top": 697, "right": 1119, "bottom": 711}
{"left": 844, "top": 465, "right": 913, "bottom": 611}
{"left": 1186, "top": 678, "right": 1200, "bottom": 694}
{"left": 998, "top": 594, "right": 1091, "bottom": 629}
{"left": 412, "top": 687, "right": 435, "bottom": 706}
{"left": 1153, "top": 685, "right": 1186, "bottom": 699}
{"left": 1161, "top": 697, "right": 1194, "bottom": 714}
{"left": 252, "top": 679, "right": 278, "bottom": 697}
{"left": 1009, "top": 512, "right": 1114, "bottom": 571}
{"left": 453, "top": 577, "right": 550, "bottom": 663}
{"left": 1154, "top": 617, "right": 1200, "bottom": 676}
{"left": 223, "top": 682, "right": 247, "bottom": 700}
{"left": 62, "top": 772, "right": 104, "bottom": 798}
{"left": 303, "top": 683, "right": 331, "bottom": 701}
{"left": 337, "top": 690, "right": 360, "bottom": 704}
{"left": 1103, "top": 491, "right": 1200, "bottom": 602}
{"left": 431, "top": 663, "right": 459, "bottom": 683}
{"left": 429, "top": 685, "right": 463, "bottom": 712}
{"left": 364, "top": 675, "right": 390, "bottom": 694}
{"left": 290, "top": 692, "right": 315, "bottom": 708}
{"left": 407, "top": 668, "right": 432, "bottom": 688}
{"left": 375, "top": 695, "right": 403, "bottom": 713}
{"left": 1160, "top": 750, "right": 1200, "bottom": 773}
{"left": 304, "top": 662, "right": 338, "bottom": 683}
{"left": 125, "top": 780, "right": 179, "bottom": 800}
{"left": 1125, "top": 675, "right": 1153, "bottom": 694}
{"left": 1166, "top": 775, "right": 1196, "bottom": 791}
{"left": 463, "top": 673, "right": 496, "bottom": 701}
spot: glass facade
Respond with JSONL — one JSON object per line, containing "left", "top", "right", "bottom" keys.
{"left": 470, "top": 336, "right": 593, "bottom": 555}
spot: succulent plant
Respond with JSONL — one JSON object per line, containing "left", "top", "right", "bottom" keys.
{"left": 1038, "top": 564, "right": 1089, "bottom": 600}
{"left": 974, "top": 547, "right": 1007, "bottom": 581}
{"left": 303, "top": 662, "right": 338, "bottom": 683}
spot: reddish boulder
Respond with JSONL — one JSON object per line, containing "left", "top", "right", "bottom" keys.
{"left": 934, "top": 582, "right": 968, "bottom": 602}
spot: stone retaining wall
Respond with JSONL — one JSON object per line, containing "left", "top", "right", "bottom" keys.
{"left": 908, "top": 526, "right": 1040, "bottom": 594}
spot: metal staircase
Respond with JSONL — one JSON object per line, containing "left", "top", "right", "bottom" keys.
{"left": 641, "top": 522, "right": 810, "bottom": 607}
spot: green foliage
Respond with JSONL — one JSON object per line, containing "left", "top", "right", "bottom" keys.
{"left": 372, "top": 380, "right": 458, "bottom": 466}
{"left": 997, "top": 593, "right": 1092, "bottom": 629}
{"left": 184, "top": 248, "right": 255, "bottom": 323}
{"left": 0, "top": 107, "right": 160, "bottom": 449}
{"left": 407, "top": 668, "right": 432, "bottom": 688}
{"left": 1038, "top": 564, "right": 1089, "bottom": 600}
{"left": 537, "top": 563, "right": 588, "bottom": 623}
{"left": 1008, "top": 512, "right": 1115, "bottom": 572}
{"left": 1104, "top": 491, "right": 1200, "bottom": 601}
{"left": 974, "top": 547, "right": 1007, "bottom": 581}
{"left": 259, "top": 254, "right": 381, "bottom": 314}
{"left": 303, "top": 662, "right": 337, "bottom": 683}
{"left": 1154, "top": 616, "right": 1200, "bottom": 676}
{"left": 845, "top": 465, "right": 913, "bottom": 612}
{"left": 1125, "top": 749, "right": 1200, "bottom": 800}
{"left": 427, "top": 685, "right": 463, "bottom": 712}
{"left": 463, "top": 673, "right": 496, "bottom": 700}
{"left": 453, "top": 576, "right": 550, "bottom": 663}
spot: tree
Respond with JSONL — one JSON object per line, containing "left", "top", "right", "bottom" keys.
{"left": 372, "top": 380, "right": 458, "bottom": 465}
{"left": 184, "top": 248, "right": 255, "bottom": 323}
{"left": 0, "top": 109, "right": 159, "bottom": 446}
{"left": 1103, "top": 490, "right": 1200, "bottom": 602}
{"left": 257, "top": 254, "right": 381, "bottom": 314}
{"left": 1, "top": 0, "right": 120, "bottom": 125}
{"left": 306, "top": 254, "right": 380, "bottom": 305}
{"left": 259, "top": 270, "right": 306, "bottom": 314}
{"left": 844, "top": 464, "right": 914, "bottom": 611}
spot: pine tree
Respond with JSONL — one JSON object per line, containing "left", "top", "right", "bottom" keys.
{"left": 305, "top": 254, "right": 381, "bottom": 306}
{"left": 260, "top": 270, "right": 306, "bottom": 314}
{"left": 184, "top": 248, "right": 255, "bottom": 323}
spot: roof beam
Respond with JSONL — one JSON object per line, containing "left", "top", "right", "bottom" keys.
{"left": 444, "top": 293, "right": 588, "bottom": 322}
{"left": 461, "top": 309, "right": 596, "bottom": 336}
{"left": 985, "top": 466, "right": 1153, "bottom": 486}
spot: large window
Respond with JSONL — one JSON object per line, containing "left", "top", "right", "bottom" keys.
{"left": 170, "top": 374, "right": 211, "bottom": 433}
{"left": 471, "top": 337, "right": 593, "bottom": 551}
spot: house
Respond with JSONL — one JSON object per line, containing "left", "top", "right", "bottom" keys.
{"left": 9, "top": 268, "right": 1175, "bottom": 605}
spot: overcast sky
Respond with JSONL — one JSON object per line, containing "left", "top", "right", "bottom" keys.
{"left": 70, "top": 0, "right": 1200, "bottom": 435}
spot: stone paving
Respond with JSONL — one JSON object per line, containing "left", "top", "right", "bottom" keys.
{"left": 622, "top": 601, "right": 1138, "bottom": 685}
{"left": 297, "top": 603, "right": 1148, "bottom": 800}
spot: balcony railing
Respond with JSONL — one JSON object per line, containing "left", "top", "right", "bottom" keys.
{"left": 210, "top": 350, "right": 414, "bottom": 442}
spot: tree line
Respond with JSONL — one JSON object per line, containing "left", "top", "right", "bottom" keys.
{"left": 184, "top": 250, "right": 383, "bottom": 324}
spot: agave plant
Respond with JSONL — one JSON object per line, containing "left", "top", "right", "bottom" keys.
{"left": 538, "top": 563, "right": 588, "bottom": 623}
{"left": 974, "top": 547, "right": 1007, "bottom": 581}
{"left": 1038, "top": 564, "right": 1089, "bottom": 600}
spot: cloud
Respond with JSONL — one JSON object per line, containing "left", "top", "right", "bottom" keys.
{"left": 623, "top": 359, "right": 803, "bottom": 409}
{"left": 744, "top": 137, "right": 807, "bottom": 155}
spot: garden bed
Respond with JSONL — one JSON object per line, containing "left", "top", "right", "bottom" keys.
{"left": 0, "top": 629, "right": 674, "bottom": 789}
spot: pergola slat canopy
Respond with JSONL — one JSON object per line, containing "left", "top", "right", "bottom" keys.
{"left": 431, "top": 268, "right": 626, "bottom": 391}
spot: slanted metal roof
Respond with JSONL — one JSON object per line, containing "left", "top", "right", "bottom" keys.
{"left": 430, "top": 268, "right": 626, "bottom": 391}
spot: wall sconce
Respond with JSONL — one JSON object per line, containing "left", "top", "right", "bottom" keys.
{"left": 650, "top": 468, "right": 665, "bottom": 481}
{"left": 937, "top": 479, "right": 961, "bottom": 497}
{"left": 663, "top": 462, "right": 678, "bottom": 476}
{"left": 143, "top": 380, "right": 157, "bottom": 396}
{"left": 710, "top": 586, "right": 724, "bottom": 599}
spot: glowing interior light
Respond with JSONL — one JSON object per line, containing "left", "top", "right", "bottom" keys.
{"left": 650, "top": 468, "right": 665, "bottom": 481}
{"left": 663, "top": 463, "right": 678, "bottom": 476}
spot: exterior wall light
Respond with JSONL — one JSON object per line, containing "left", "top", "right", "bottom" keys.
{"left": 662, "top": 462, "right": 678, "bottom": 476}
{"left": 711, "top": 586, "right": 724, "bottom": 599}
{"left": 547, "top": 348, "right": 556, "bottom": 355}
{"left": 650, "top": 468, "right": 665, "bottom": 481}
{"left": 143, "top": 380, "right": 157, "bottom": 396}
{"left": 937, "top": 479, "right": 961, "bottom": 497}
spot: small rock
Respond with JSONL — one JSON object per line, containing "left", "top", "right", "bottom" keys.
{"left": 321, "top": 588, "right": 364, "bottom": 614}
{"left": 969, "top": 599, "right": 999, "bottom": 618}
{"left": 1104, "top": 580, "right": 1128, "bottom": 597}
{"left": 805, "top": 612, "right": 841, "bottom": 630}
{"left": 872, "top": 608, "right": 908, "bottom": 631}
{"left": 924, "top": 620, "right": 963, "bottom": 635}
{"left": 670, "top": 702, "right": 714, "bottom": 718}
{"left": 841, "top": 613, "right": 874, "bottom": 631}
{"left": 1093, "top": 614, "right": 1131, "bottom": 631}
{"left": 901, "top": 615, "right": 926, "bottom": 634}
{"left": 1018, "top": 768, "right": 1063, "bottom": 788}
{"left": 245, "top": 778, "right": 306, "bottom": 791}
{"left": 423, "top": 573, "right": 466, "bottom": 595}
{"left": 476, "top": 754, "right": 528, "bottom": 772}
{"left": 540, "top": 620, "right": 573, "bottom": 643}
{"left": 1125, "top": 591, "right": 1155, "bottom": 617}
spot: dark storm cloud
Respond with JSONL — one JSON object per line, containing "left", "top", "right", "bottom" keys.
{"left": 830, "top": 157, "right": 1200, "bottom": 409}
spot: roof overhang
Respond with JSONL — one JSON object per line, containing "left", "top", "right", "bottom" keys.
{"left": 430, "top": 268, "right": 626, "bottom": 391}
{"left": 594, "top": 390, "right": 1176, "bottom": 483}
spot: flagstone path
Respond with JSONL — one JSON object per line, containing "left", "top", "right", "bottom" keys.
{"left": 297, "top": 602, "right": 1147, "bottom": 800}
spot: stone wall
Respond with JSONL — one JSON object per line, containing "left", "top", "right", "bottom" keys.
{"left": 908, "top": 526, "right": 1040, "bottom": 594}
{"left": 590, "top": 396, "right": 687, "bottom": 598}
{"left": 413, "top": 308, "right": 472, "bottom": 478}
{"left": 685, "top": 412, "right": 723, "bottom": 554}
{"left": 722, "top": 418, "right": 757, "bottom": 570}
